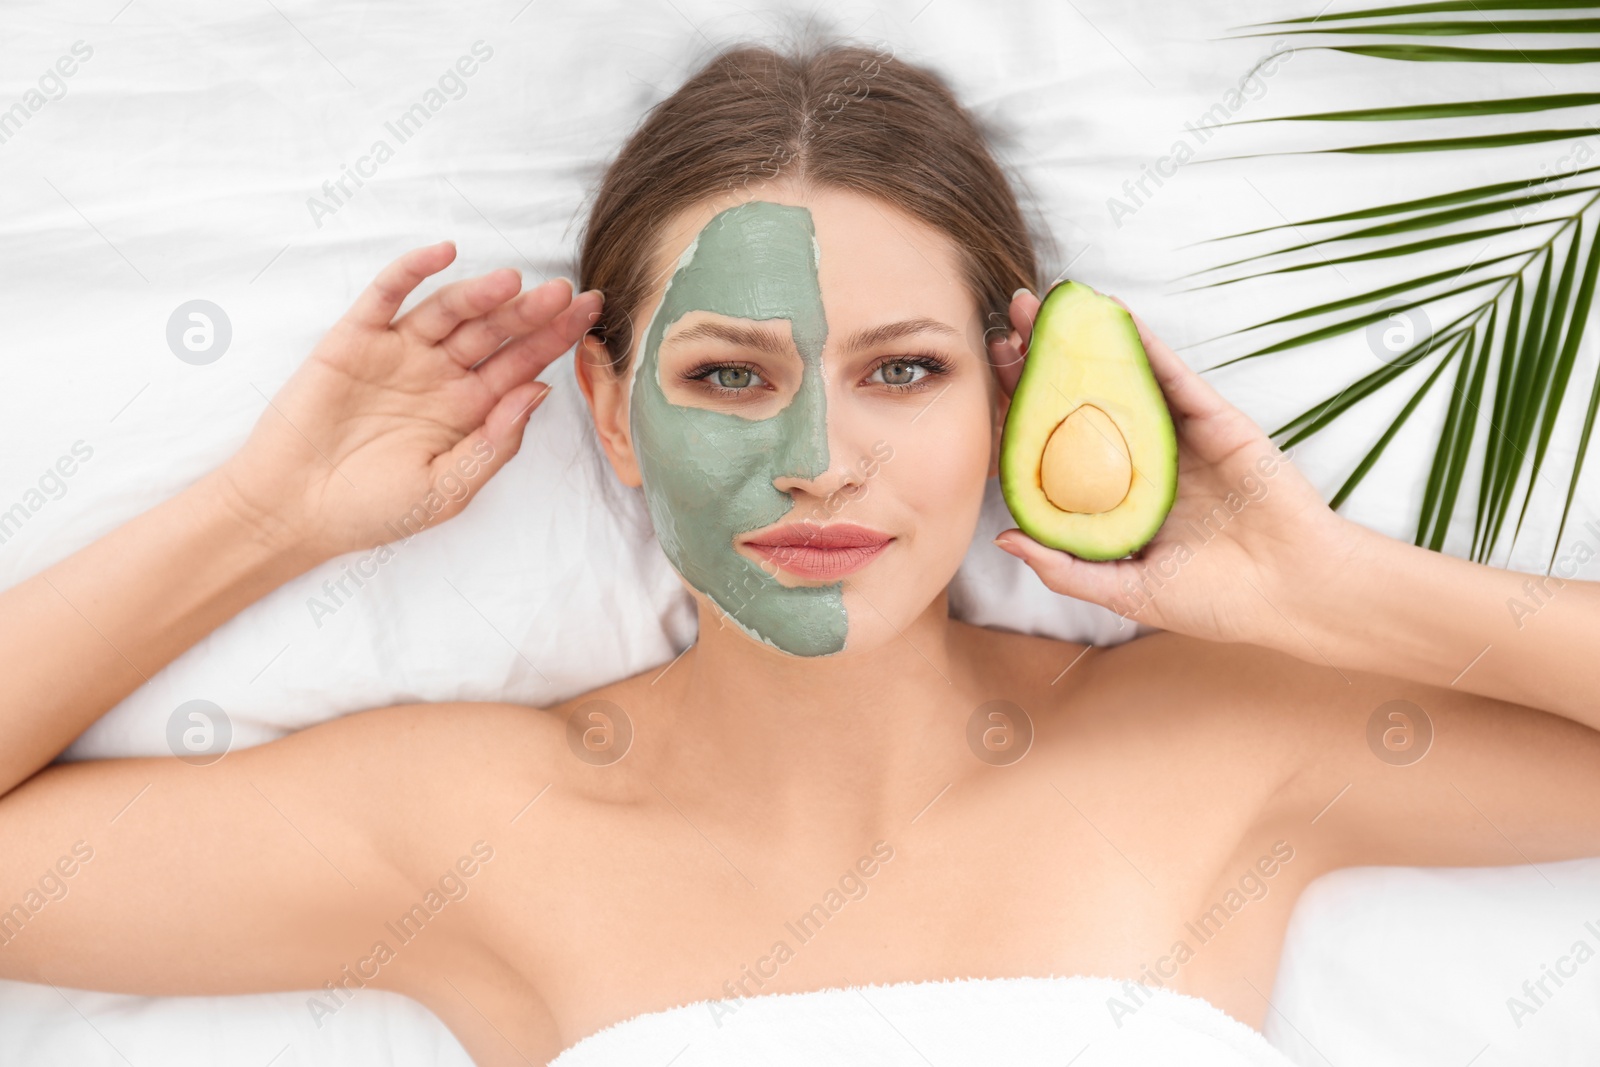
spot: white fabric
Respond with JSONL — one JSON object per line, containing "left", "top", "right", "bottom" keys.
{"left": 1270, "top": 859, "right": 1600, "bottom": 1065}
{"left": 0, "top": 0, "right": 1597, "bottom": 1063}
{"left": 549, "top": 976, "right": 1299, "bottom": 1067}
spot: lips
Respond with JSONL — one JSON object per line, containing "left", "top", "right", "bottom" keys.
{"left": 741, "top": 522, "right": 893, "bottom": 580}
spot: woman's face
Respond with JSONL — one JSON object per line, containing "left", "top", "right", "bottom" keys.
{"left": 581, "top": 184, "right": 1002, "bottom": 657}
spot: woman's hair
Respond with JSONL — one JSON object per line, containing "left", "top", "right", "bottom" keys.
{"left": 576, "top": 33, "right": 1052, "bottom": 379}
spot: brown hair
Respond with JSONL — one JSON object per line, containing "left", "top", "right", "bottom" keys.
{"left": 576, "top": 33, "right": 1052, "bottom": 377}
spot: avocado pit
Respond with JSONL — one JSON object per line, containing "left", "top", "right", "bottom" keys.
{"left": 1038, "top": 404, "right": 1132, "bottom": 514}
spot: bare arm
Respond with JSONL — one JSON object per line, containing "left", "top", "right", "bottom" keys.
{"left": 0, "top": 704, "right": 463, "bottom": 992}
{"left": 1, "top": 472, "right": 311, "bottom": 795}
{"left": 0, "top": 694, "right": 570, "bottom": 999}
{"left": 1242, "top": 643, "right": 1600, "bottom": 874}
{"left": 1293, "top": 522, "right": 1597, "bottom": 728}
{"left": 0, "top": 241, "right": 600, "bottom": 991}
{"left": 0, "top": 242, "right": 598, "bottom": 799}
{"left": 987, "top": 286, "right": 1600, "bottom": 871}
{"left": 991, "top": 287, "right": 1597, "bottom": 725}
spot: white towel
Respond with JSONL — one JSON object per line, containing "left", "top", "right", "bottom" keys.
{"left": 549, "top": 974, "right": 1299, "bottom": 1065}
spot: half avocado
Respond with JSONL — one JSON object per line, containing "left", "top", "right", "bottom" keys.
{"left": 998, "top": 280, "right": 1178, "bottom": 561}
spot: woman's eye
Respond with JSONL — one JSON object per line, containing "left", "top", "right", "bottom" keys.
{"left": 693, "top": 364, "right": 765, "bottom": 394}
{"left": 876, "top": 360, "right": 923, "bottom": 387}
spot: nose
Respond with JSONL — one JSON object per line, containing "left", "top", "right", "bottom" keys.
{"left": 772, "top": 457, "right": 865, "bottom": 502}
{"left": 770, "top": 383, "right": 874, "bottom": 504}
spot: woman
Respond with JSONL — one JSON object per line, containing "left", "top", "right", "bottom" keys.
{"left": 1, "top": 38, "right": 1596, "bottom": 1067}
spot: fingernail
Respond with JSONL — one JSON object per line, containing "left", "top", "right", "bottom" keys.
{"left": 582, "top": 288, "right": 604, "bottom": 303}
{"left": 518, "top": 383, "right": 552, "bottom": 420}
{"left": 1012, "top": 287, "right": 1032, "bottom": 301}
{"left": 993, "top": 535, "right": 1023, "bottom": 557}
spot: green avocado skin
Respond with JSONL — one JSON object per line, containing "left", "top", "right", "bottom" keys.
{"left": 998, "top": 280, "right": 1179, "bottom": 561}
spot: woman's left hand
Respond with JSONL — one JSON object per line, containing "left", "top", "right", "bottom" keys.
{"left": 988, "top": 286, "right": 1359, "bottom": 648}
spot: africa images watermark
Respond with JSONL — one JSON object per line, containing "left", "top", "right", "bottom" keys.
{"left": 0, "top": 440, "right": 95, "bottom": 549}
{"left": 1106, "top": 39, "right": 1294, "bottom": 229}
{"left": 1504, "top": 518, "right": 1600, "bottom": 631}
{"left": 1509, "top": 117, "right": 1600, "bottom": 227}
{"left": 306, "top": 840, "right": 496, "bottom": 1028}
{"left": 722, "top": 39, "right": 895, "bottom": 197}
{"left": 306, "top": 40, "right": 495, "bottom": 229}
{"left": 0, "top": 40, "right": 94, "bottom": 147}
{"left": 0, "top": 840, "right": 95, "bottom": 950}
{"left": 707, "top": 839, "right": 897, "bottom": 1028}
{"left": 305, "top": 437, "right": 496, "bottom": 628}
{"left": 1505, "top": 915, "right": 1600, "bottom": 1030}
{"left": 1105, "top": 446, "right": 1296, "bottom": 625}
{"left": 1106, "top": 839, "right": 1297, "bottom": 1027}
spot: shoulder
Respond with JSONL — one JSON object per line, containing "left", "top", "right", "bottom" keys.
{"left": 244, "top": 699, "right": 585, "bottom": 869}
{"left": 1080, "top": 626, "right": 1389, "bottom": 730}
{"left": 967, "top": 623, "right": 1367, "bottom": 808}
{"left": 965, "top": 619, "right": 1347, "bottom": 735}
{"left": 319, "top": 667, "right": 670, "bottom": 799}
{"left": 1089, "top": 627, "right": 1563, "bottom": 773}
{"left": 958, "top": 624, "right": 1345, "bottom": 889}
{"left": 272, "top": 698, "right": 567, "bottom": 777}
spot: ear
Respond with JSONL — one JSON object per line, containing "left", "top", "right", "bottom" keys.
{"left": 574, "top": 331, "right": 643, "bottom": 488}
{"left": 987, "top": 378, "right": 1010, "bottom": 481}
{"left": 985, "top": 322, "right": 1022, "bottom": 481}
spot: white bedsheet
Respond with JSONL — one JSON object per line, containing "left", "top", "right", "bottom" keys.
{"left": 0, "top": 0, "right": 1596, "bottom": 1063}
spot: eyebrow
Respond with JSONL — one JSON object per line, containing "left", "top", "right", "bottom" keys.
{"left": 842, "top": 317, "right": 961, "bottom": 355}
{"left": 662, "top": 316, "right": 960, "bottom": 358}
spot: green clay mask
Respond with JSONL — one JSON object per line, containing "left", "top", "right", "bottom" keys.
{"left": 628, "top": 200, "right": 846, "bottom": 657}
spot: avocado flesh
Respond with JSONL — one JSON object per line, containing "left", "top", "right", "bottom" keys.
{"left": 998, "top": 280, "right": 1178, "bottom": 561}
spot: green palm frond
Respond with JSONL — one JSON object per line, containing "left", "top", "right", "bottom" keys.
{"left": 1193, "top": 4, "right": 1600, "bottom": 569}
{"left": 1220, "top": 93, "right": 1600, "bottom": 123}
{"left": 1231, "top": 0, "right": 1600, "bottom": 27}
{"left": 1244, "top": 19, "right": 1600, "bottom": 35}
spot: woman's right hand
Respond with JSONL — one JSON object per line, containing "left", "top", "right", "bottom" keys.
{"left": 215, "top": 241, "right": 602, "bottom": 563}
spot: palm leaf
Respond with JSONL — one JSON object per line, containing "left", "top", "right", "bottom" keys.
{"left": 1186, "top": 187, "right": 1595, "bottom": 278}
{"left": 1272, "top": 317, "right": 1478, "bottom": 443}
{"left": 1204, "top": 273, "right": 1509, "bottom": 369}
{"left": 1219, "top": 93, "right": 1600, "bottom": 124}
{"left": 1202, "top": 257, "right": 1524, "bottom": 330}
{"left": 1482, "top": 249, "right": 1555, "bottom": 556}
{"left": 1550, "top": 332, "right": 1600, "bottom": 570}
{"left": 1183, "top": 164, "right": 1600, "bottom": 241}
{"left": 1513, "top": 220, "right": 1600, "bottom": 546}
{"left": 1315, "top": 131, "right": 1600, "bottom": 154}
{"left": 1329, "top": 334, "right": 1467, "bottom": 510}
{"left": 1313, "top": 45, "right": 1600, "bottom": 62}
{"left": 1503, "top": 229, "right": 1582, "bottom": 554}
{"left": 1243, "top": 18, "right": 1600, "bottom": 36}
{"left": 1472, "top": 278, "right": 1525, "bottom": 560}
{"left": 1232, "top": 0, "right": 1600, "bottom": 28}
{"left": 1419, "top": 304, "right": 1496, "bottom": 548}
{"left": 1205, "top": 130, "right": 1600, "bottom": 161}
{"left": 1181, "top": 221, "right": 1558, "bottom": 291}
{"left": 1191, "top": 4, "right": 1600, "bottom": 567}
